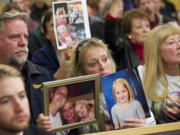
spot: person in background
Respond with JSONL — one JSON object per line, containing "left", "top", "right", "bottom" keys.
{"left": 162, "top": 0, "right": 176, "bottom": 17}
{"left": 11, "top": 0, "right": 25, "bottom": 12}
{"left": 94, "top": 0, "right": 112, "bottom": 19}
{"left": 2, "top": 3, "right": 23, "bottom": 13}
{"left": 0, "top": 11, "right": 54, "bottom": 127}
{"left": 11, "top": 0, "right": 38, "bottom": 33}
{"left": 32, "top": 9, "right": 74, "bottom": 77}
{"left": 0, "top": 64, "right": 54, "bottom": 135}
{"left": 123, "top": 0, "right": 135, "bottom": 11}
{"left": 23, "top": 0, "right": 31, "bottom": 15}
{"left": 138, "top": 22, "right": 180, "bottom": 124}
{"left": 175, "top": 10, "right": 180, "bottom": 26}
{"left": 105, "top": 0, "right": 151, "bottom": 70}
{"left": 121, "top": 9, "right": 150, "bottom": 65}
{"left": 30, "top": 0, "right": 49, "bottom": 24}
{"left": 153, "top": 0, "right": 173, "bottom": 19}
{"left": 87, "top": 0, "right": 107, "bottom": 41}
{"left": 28, "top": 15, "right": 46, "bottom": 60}
{"left": 136, "top": 0, "right": 173, "bottom": 29}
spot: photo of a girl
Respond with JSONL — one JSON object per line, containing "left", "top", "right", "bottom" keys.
{"left": 101, "top": 67, "right": 150, "bottom": 130}
{"left": 111, "top": 78, "right": 145, "bottom": 129}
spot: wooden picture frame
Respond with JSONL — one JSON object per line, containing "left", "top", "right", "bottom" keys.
{"left": 43, "top": 74, "right": 100, "bottom": 133}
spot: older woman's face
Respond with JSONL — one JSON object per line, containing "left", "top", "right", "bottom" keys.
{"left": 161, "top": 34, "right": 180, "bottom": 65}
{"left": 83, "top": 46, "right": 112, "bottom": 77}
{"left": 130, "top": 18, "right": 150, "bottom": 44}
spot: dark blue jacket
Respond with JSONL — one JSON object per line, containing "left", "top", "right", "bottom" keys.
{"left": 22, "top": 60, "right": 54, "bottom": 125}
{"left": 32, "top": 43, "right": 60, "bottom": 76}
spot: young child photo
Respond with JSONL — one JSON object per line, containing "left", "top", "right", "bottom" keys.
{"left": 74, "top": 99, "right": 95, "bottom": 122}
{"left": 101, "top": 67, "right": 150, "bottom": 129}
{"left": 111, "top": 78, "right": 145, "bottom": 129}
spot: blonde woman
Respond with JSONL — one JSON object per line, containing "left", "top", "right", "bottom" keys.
{"left": 138, "top": 22, "right": 180, "bottom": 123}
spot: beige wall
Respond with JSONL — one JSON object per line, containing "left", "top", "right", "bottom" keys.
{"left": 169, "top": 0, "right": 180, "bottom": 10}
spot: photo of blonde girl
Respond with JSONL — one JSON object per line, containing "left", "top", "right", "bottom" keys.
{"left": 111, "top": 78, "right": 145, "bottom": 129}
{"left": 74, "top": 100, "right": 95, "bottom": 122}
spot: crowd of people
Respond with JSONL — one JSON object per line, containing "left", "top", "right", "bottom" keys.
{"left": 0, "top": 0, "right": 180, "bottom": 135}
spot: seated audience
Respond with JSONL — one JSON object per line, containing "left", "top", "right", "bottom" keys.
{"left": 136, "top": 0, "right": 173, "bottom": 29}
{"left": 28, "top": 21, "right": 46, "bottom": 60}
{"left": 175, "top": 10, "right": 180, "bottom": 26}
{"left": 87, "top": 0, "right": 106, "bottom": 41}
{"left": 138, "top": 22, "right": 180, "bottom": 124}
{"left": 30, "top": 0, "right": 49, "bottom": 24}
{"left": 105, "top": 0, "right": 150, "bottom": 70}
{"left": 11, "top": 0, "right": 39, "bottom": 33}
{"left": 11, "top": 0, "right": 25, "bottom": 12}
{"left": 0, "top": 11, "right": 54, "bottom": 127}
{"left": 2, "top": 3, "right": 23, "bottom": 13}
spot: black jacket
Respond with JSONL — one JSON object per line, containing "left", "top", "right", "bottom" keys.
{"left": 21, "top": 61, "right": 54, "bottom": 125}
{"left": 105, "top": 17, "right": 140, "bottom": 71}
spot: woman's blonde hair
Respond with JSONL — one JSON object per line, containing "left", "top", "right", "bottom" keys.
{"left": 143, "top": 22, "right": 180, "bottom": 101}
{"left": 112, "top": 78, "right": 135, "bottom": 103}
{"left": 70, "top": 38, "right": 116, "bottom": 77}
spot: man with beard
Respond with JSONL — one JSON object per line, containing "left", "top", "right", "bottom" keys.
{"left": 0, "top": 64, "right": 53, "bottom": 135}
{"left": 135, "top": 0, "right": 172, "bottom": 29}
{"left": 0, "top": 11, "right": 54, "bottom": 127}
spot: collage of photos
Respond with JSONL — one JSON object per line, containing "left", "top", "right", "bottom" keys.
{"left": 43, "top": 75, "right": 100, "bottom": 132}
{"left": 52, "top": 0, "right": 90, "bottom": 50}
{"left": 101, "top": 67, "right": 150, "bottom": 129}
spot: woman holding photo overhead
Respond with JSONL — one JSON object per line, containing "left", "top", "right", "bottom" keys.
{"left": 111, "top": 78, "right": 145, "bottom": 129}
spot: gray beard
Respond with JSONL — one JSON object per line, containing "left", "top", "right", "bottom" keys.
{"left": 7, "top": 53, "right": 28, "bottom": 70}
{"left": 6, "top": 48, "right": 29, "bottom": 69}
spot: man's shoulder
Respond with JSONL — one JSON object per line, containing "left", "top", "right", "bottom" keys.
{"left": 25, "top": 60, "right": 55, "bottom": 81}
{"left": 26, "top": 60, "right": 48, "bottom": 73}
{"left": 23, "top": 125, "right": 55, "bottom": 135}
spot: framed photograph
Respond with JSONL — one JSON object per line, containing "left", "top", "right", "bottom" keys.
{"left": 43, "top": 74, "right": 100, "bottom": 132}
{"left": 100, "top": 67, "right": 150, "bottom": 129}
{"left": 52, "top": 0, "right": 91, "bottom": 50}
